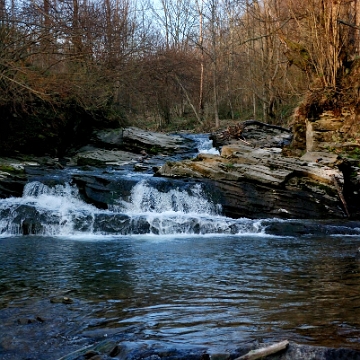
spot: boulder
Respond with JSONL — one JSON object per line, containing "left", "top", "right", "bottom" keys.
{"left": 93, "top": 128, "right": 125, "bottom": 147}
{"left": 92, "top": 126, "right": 195, "bottom": 155}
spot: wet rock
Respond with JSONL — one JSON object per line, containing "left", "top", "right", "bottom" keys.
{"left": 265, "top": 342, "right": 360, "bottom": 360}
{"left": 262, "top": 219, "right": 360, "bottom": 237}
{"left": 134, "top": 163, "right": 149, "bottom": 171}
{"left": 62, "top": 297, "right": 74, "bottom": 304}
{"left": 17, "top": 317, "right": 34, "bottom": 325}
{"left": 0, "top": 204, "right": 47, "bottom": 235}
{"left": 108, "top": 345, "right": 121, "bottom": 357}
{"left": 0, "top": 156, "right": 76, "bottom": 198}
{"left": 84, "top": 350, "right": 100, "bottom": 359}
{"left": 209, "top": 353, "right": 230, "bottom": 360}
{"left": 56, "top": 340, "right": 360, "bottom": 360}
{"left": 50, "top": 296, "right": 74, "bottom": 304}
{"left": 21, "top": 219, "right": 44, "bottom": 235}
{"left": 0, "top": 175, "right": 27, "bottom": 198}
{"left": 72, "top": 174, "right": 138, "bottom": 209}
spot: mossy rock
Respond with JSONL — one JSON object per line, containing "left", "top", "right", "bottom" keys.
{"left": 0, "top": 164, "right": 25, "bottom": 175}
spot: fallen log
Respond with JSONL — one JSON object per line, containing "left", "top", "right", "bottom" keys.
{"left": 241, "top": 120, "right": 291, "bottom": 133}
{"left": 332, "top": 175, "right": 350, "bottom": 217}
{"left": 234, "top": 340, "right": 289, "bottom": 360}
{"left": 210, "top": 120, "right": 291, "bottom": 149}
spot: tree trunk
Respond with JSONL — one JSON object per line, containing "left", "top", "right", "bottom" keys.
{"left": 72, "top": 0, "right": 82, "bottom": 56}
{"left": 211, "top": 0, "right": 219, "bottom": 128}
{"left": 0, "top": 0, "right": 5, "bottom": 24}
{"left": 198, "top": 0, "right": 204, "bottom": 121}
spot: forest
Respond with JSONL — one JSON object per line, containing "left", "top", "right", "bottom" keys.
{"left": 0, "top": 0, "right": 360, "bottom": 156}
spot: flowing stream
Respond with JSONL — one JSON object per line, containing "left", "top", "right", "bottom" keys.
{"left": 1, "top": 135, "right": 360, "bottom": 359}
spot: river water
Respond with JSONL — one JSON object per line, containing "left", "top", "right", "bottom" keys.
{"left": 1, "top": 136, "right": 360, "bottom": 359}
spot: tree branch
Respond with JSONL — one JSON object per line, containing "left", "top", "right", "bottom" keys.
{"left": 234, "top": 340, "right": 289, "bottom": 360}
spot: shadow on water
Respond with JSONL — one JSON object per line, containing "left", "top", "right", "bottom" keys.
{"left": 1, "top": 234, "right": 360, "bottom": 359}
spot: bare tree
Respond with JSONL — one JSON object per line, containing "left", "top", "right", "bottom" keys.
{"left": 0, "top": 0, "right": 6, "bottom": 24}
{"left": 196, "top": 0, "right": 205, "bottom": 120}
{"left": 281, "top": 0, "right": 360, "bottom": 88}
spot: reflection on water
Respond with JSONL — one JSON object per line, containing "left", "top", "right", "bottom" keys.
{"left": 1, "top": 234, "right": 360, "bottom": 359}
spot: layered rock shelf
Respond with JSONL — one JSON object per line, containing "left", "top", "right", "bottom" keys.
{"left": 156, "top": 141, "right": 349, "bottom": 219}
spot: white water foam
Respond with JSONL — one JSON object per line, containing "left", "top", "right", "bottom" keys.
{"left": 0, "top": 180, "right": 267, "bottom": 237}
{"left": 0, "top": 181, "right": 98, "bottom": 236}
{"left": 112, "top": 181, "right": 221, "bottom": 215}
{"left": 195, "top": 135, "right": 220, "bottom": 155}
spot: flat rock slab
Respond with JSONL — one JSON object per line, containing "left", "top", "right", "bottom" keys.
{"left": 123, "top": 127, "right": 185, "bottom": 149}
{"left": 300, "top": 151, "right": 340, "bottom": 166}
{"left": 74, "top": 149, "right": 139, "bottom": 167}
{"left": 158, "top": 143, "right": 342, "bottom": 187}
{"left": 93, "top": 127, "right": 194, "bottom": 154}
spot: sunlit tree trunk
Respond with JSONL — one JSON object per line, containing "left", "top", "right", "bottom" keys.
{"left": 354, "top": 0, "right": 360, "bottom": 54}
{"left": 210, "top": 0, "right": 219, "bottom": 127}
{"left": 72, "top": 0, "right": 82, "bottom": 57}
{"left": 322, "top": 0, "right": 341, "bottom": 88}
{"left": 104, "top": 0, "right": 113, "bottom": 61}
{"left": 198, "top": 0, "right": 205, "bottom": 120}
{"left": 245, "top": 0, "right": 258, "bottom": 120}
{"left": 222, "top": 0, "right": 235, "bottom": 119}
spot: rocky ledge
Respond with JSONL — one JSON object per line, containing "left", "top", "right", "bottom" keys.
{"left": 0, "top": 126, "right": 196, "bottom": 199}
{"left": 156, "top": 124, "right": 360, "bottom": 220}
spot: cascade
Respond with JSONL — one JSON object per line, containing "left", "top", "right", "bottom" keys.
{"left": 0, "top": 135, "right": 359, "bottom": 238}
{"left": 0, "top": 178, "right": 265, "bottom": 237}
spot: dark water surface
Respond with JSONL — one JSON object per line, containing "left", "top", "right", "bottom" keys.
{"left": 1, "top": 233, "right": 360, "bottom": 359}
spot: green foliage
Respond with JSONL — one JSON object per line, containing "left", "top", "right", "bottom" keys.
{"left": 281, "top": 38, "right": 313, "bottom": 72}
{"left": 224, "top": 162, "right": 235, "bottom": 169}
{"left": 347, "top": 147, "right": 360, "bottom": 160}
{"left": 149, "top": 146, "right": 162, "bottom": 155}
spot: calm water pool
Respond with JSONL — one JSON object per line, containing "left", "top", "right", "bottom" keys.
{"left": 1, "top": 233, "right": 360, "bottom": 359}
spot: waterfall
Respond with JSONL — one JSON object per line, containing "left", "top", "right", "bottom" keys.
{"left": 0, "top": 181, "right": 97, "bottom": 236}
{"left": 112, "top": 181, "right": 221, "bottom": 215}
{"left": 0, "top": 179, "right": 266, "bottom": 237}
{"left": 194, "top": 134, "right": 220, "bottom": 155}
